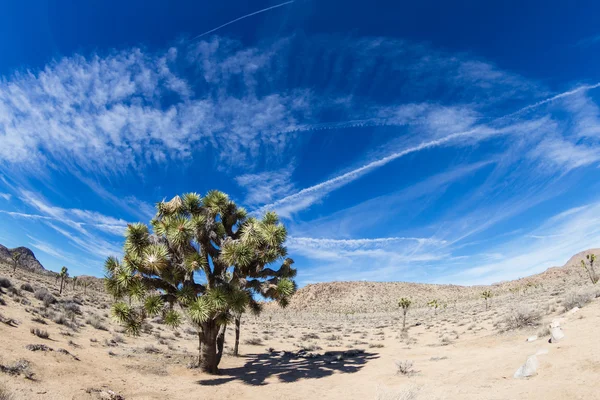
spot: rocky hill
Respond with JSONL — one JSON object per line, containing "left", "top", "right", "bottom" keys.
{"left": 285, "top": 248, "right": 597, "bottom": 314}
{"left": 0, "top": 244, "right": 47, "bottom": 274}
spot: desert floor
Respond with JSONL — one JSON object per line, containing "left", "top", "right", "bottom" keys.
{"left": 1, "top": 264, "right": 599, "bottom": 400}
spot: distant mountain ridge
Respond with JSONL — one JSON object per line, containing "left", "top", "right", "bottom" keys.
{"left": 0, "top": 244, "right": 48, "bottom": 274}
{"left": 284, "top": 248, "right": 598, "bottom": 314}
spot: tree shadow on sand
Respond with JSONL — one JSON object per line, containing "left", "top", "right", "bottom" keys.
{"left": 197, "top": 349, "right": 379, "bottom": 386}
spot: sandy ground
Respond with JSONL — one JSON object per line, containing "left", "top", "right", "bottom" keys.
{"left": 1, "top": 264, "right": 599, "bottom": 400}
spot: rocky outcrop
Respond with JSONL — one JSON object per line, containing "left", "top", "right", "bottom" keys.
{"left": 0, "top": 244, "right": 47, "bottom": 274}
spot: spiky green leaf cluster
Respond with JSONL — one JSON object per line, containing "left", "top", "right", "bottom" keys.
{"left": 104, "top": 191, "right": 298, "bottom": 336}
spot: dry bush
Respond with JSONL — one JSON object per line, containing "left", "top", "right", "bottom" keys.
{"left": 86, "top": 315, "right": 108, "bottom": 331}
{"left": 0, "top": 278, "right": 11, "bottom": 289}
{"left": 30, "top": 327, "right": 49, "bottom": 339}
{"left": 20, "top": 283, "right": 34, "bottom": 293}
{"left": 562, "top": 289, "right": 597, "bottom": 311}
{"left": 501, "top": 306, "right": 542, "bottom": 330}
{"left": 395, "top": 360, "right": 416, "bottom": 376}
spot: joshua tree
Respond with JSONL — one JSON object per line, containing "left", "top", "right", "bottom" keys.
{"left": 59, "top": 266, "right": 69, "bottom": 295}
{"left": 581, "top": 254, "right": 599, "bottom": 284}
{"left": 427, "top": 299, "right": 440, "bottom": 315}
{"left": 104, "top": 192, "right": 297, "bottom": 374}
{"left": 82, "top": 280, "right": 90, "bottom": 295}
{"left": 11, "top": 251, "right": 22, "bottom": 273}
{"left": 398, "top": 298, "right": 412, "bottom": 331}
{"left": 72, "top": 276, "right": 78, "bottom": 291}
{"left": 481, "top": 290, "right": 493, "bottom": 310}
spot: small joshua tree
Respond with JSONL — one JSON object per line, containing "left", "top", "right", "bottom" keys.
{"left": 11, "top": 251, "right": 22, "bottom": 273}
{"left": 581, "top": 254, "right": 599, "bottom": 284}
{"left": 59, "top": 266, "right": 68, "bottom": 295}
{"left": 427, "top": 299, "right": 440, "bottom": 315}
{"left": 398, "top": 298, "right": 412, "bottom": 331}
{"left": 82, "top": 280, "right": 90, "bottom": 295}
{"left": 104, "top": 191, "right": 296, "bottom": 374}
{"left": 481, "top": 290, "right": 492, "bottom": 311}
{"left": 72, "top": 276, "right": 78, "bottom": 291}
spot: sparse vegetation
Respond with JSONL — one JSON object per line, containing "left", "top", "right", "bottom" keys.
{"left": 502, "top": 306, "right": 542, "bottom": 331}
{"left": 30, "top": 327, "right": 49, "bottom": 339}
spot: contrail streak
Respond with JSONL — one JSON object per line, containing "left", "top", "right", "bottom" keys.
{"left": 193, "top": 1, "right": 295, "bottom": 40}
{"left": 259, "top": 83, "right": 600, "bottom": 215}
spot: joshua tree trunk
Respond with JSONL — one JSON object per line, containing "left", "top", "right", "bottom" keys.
{"left": 234, "top": 315, "right": 241, "bottom": 356}
{"left": 60, "top": 277, "right": 65, "bottom": 294}
{"left": 13, "top": 261, "right": 17, "bottom": 273}
{"left": 199, "top": 321, "right": 219, "bottom": 374}
{"left": 216, "top": 324, "right": 227, "bottom": 366}
{"left": 402, "top": 310, "right": 407, "bottom": 331}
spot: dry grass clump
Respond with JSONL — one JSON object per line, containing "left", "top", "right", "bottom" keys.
{"left": 501, "top": 306, "right": 542, "bottom": 331}
{"left": 377, "top": 385, "right": 419, "bottom": 400}
{"left": 30, "top": 327, "right": 49, "bottom": 339}
{"left": 395, "top": 360, "right": 416, "bottom": 376}
{"left": 0, "top": 358, "right": 34, "bottom": 380}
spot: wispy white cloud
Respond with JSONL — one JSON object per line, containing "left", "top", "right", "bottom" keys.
{"left": 0, "top": 193, "right": 11, "bottom": 201}
{"left": 235, "top": 165, "right": 296, "bottom": 206}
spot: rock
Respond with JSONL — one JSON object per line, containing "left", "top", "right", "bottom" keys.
{"left": 568, "top": 307, "right": 580, "bottom": 314}
{"left": 550, "top": 319, "right": 561, "bottom": 328}
{"left": 526, "top": 335, "right": 538, "bottom": 342}
{"left": 549, "top": 327, "right": 564, "bottom": 343}
{"left": 514, "top": 355, "right": 539, "bottom": 378}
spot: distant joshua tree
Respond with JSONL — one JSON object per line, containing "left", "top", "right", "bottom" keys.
{"left": 59, "top": 266, "right": 69, "bottom": 295}
{"left": 481, "top": 290, "right": 493, "bottom": 311}
{"left": 11, "top": 251, "right": 22, "bottom": 273}
{"left": 82, "top": 280, "right": 90, "bottom": 295}
{"left": 427, "top": 299, "right": 440, "bottom": 315}
{"left": 72, "top": 276, "right": 78, "bottom": 291}
{"left": 581, "top": 254, "right": 599, "bottom": 284}
{"left": 398, "top": 298, "right": 412, "bottom": 331}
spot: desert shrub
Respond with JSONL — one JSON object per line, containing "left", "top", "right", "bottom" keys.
{"left": 86, "top": 315, "right": 108, "bottom": 331}
{"left": 0, "top": 358, "right": 34, "bottom": 380}
{"left": 62, "top": 301, "right": 82, "bottom": 315}
{"left": 144, "top": 345, "right": 160, "bottom": 354}
{"left": 53, "top": 313, "right": 67, "bottom": 325}
{"left": 20, "top": 283, "right": 34, "bottom": 293}
{"left": 300, "top": 333, "right": 320, "bottom": 340}
{"left": 0, "top": 278, "right": 12, "bottom": 289}
{"left": 244, "top": 337, "right": 263, "bottom": 346}
{"left": 563, "top": 289, "right": 595, "bottom": 311}
{"left": 369, "top": 343, "right": 385, "bottom": 348}
{"left": 30, "top": 328, "right": 49, "bottom": 339}
{"left": 7, "top": 287, "right": 20, "bottom": 297}
{"left": 502, "top": 307, "right": 542, "bottom": 330}
{"left": 112, "top": 334, "right": 125, "bottom": 343}
{"left": 395, "top": 360, "right": 416, "bottom": 376}
{"left": 0, "top": 298, "right": 5, "bottom": 306}
{"left": 35, "top": 288, "right": 57, "bottom": 306}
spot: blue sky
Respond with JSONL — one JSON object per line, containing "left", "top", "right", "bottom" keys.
{"left": 2, "top": 0, "right": 600, "bottom": 286}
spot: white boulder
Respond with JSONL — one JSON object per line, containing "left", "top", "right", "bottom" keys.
{"left": 514, "top": 355, "right": 539, "bottom": 378}
{"left": 549, "top": 327, "right": 564, "bottom": 343}
{"left": 526, "top": 335, "right": 538, "bottom": 342}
